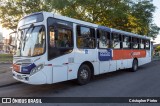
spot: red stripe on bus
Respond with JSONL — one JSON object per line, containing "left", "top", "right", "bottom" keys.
{"left": 112, "top": 50, "right": 146, "bottom": 60}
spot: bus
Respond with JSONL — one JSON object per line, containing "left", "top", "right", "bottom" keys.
{"left": 11, "top": 12, "right": 151, "bottom": 85}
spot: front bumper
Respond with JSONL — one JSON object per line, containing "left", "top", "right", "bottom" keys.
{"left": 12, "top": 70, "right": 47, "bottom": 85}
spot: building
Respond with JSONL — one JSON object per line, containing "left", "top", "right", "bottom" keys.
{"left": 0, "top": 32, "right": 4, "bottom": 51}
{"left": 153, "top": 43, "right": 160, "bottom": 56}
{"left": 2, "top": 38, "right": 10, "bottom": 53}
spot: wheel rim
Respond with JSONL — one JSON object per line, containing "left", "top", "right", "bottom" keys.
{"left": 80, "top": 69, "right": 88, "bottom": 80}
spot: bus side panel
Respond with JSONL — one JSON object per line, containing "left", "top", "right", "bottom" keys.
{"left": 99, "top": 61, "right": 110, "bottom": 74}
{"left": 93, "top": 61, "right": 99, "bottom": 75}
{"left": 123, "top": 50, "right": 133, "bottom": 68}
{"left": 138, "top": 57, "right": 151, "bottom": 66}
{"left": 109, "top": 60, "right": 117, "bottom": 72}
{"left": 112, "top": 49, "right": 124, "bottom": 70}
{"left": 116, "top": 60, "right": 123, "bottom": 70}
{"left": 53, "top": 65, "right": 68, "bottom": 83}
{"left": 74, "top": 49, "right": 98, "bottom": 75}
{"left": 98, "top": 49, "right": 111, "bottom": 74}
{"left": 127, "top": 59, "right": 133, "bottom": 68}
{"left": 42, "top": 66, "right": 53, "bottom": 84}
{"left": 50, "top": 53, "right": 75, "bottom": 83}
{"left": 67, "top": 63, "right": 80, "bottom": 80}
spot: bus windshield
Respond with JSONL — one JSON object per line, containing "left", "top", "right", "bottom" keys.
{"left": 15, "top": 26, "right": 45, "bottom": 57}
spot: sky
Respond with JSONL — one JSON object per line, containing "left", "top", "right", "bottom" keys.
{"left": 0, "top": 0, "right": 160, "bottom": 43}
{"left": 152, "top": 0, "right": 160, "bottom": 44}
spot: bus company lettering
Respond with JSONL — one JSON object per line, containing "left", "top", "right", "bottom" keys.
{"left": 100, "top": 51, "right": 111, "bottom": 57}
{"left": 131, "top": 52, "right": 140, "bottom": 56}
{"left": 98, "top": 49, "right": 112, "bottom": 61}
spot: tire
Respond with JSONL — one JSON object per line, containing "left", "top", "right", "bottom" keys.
{"left": 131, "top": 59, "right": 138, "bottom": 72}
{"left": 77, "top": 64, "right": 91, "bottom": 85}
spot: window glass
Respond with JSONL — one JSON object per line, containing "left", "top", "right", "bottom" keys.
{"left": 112, "top": 33, "right": 121, "bottom": 49}
{"left": 145, "top": 40, "right": 150, "bottom": 49}
{"left": 49, "top": 27, "right": 73, "bottom": 48}
{"left": 56, "top": 29, "right": 73, "bottom": 48}
{"left": 80, "top": 27, "right": 90, "bottom": 37}
{"left": 48, "top": 26, "right": 73, "bottom": 60}
{"left": 140, "top": 39, "right": 145, "bottom": 49}
{"left": 123, "top": 36, "right": 131, "bottom": 49}
{"left": 18, "top": 13, "right": 43, "bottom": 27}
{"left": 132, "top": 37, "right": 139, "bottom": 49}
{"left": 98, "top": 30, "right": 110, "bottom": 48}
{"left": 15, "top": 26, "right": 45, "bottom": 57}
{"left": 77, "top": 26, "right": 95, "bottom": 48}
{"left": 49, "top": 27, "right": 55, "bottom": 47}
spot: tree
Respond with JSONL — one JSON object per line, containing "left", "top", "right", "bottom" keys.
{"left": 0, "top": 0, "right": 159, "bottom": 39}
{"left": 0, "top": 0, "right": 52, "bottom": 30}
{"left": 0, "top": 32, "right": 3, "bottom": 43}
{"left": 48, "top": 0, "right": 159, "bottom": 38}
{"left": 156, "top": 46, "right": 160, "bottom": 51}
{"left": 131, "top": 0, "right": 160, "bottom": 38}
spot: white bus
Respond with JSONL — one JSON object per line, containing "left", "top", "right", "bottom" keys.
{"left": 11, "top": 12, "right": 151, "bottom": 85}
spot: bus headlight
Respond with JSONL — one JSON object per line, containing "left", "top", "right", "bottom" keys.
{"left": 30, "top": 64, "right": 44, "bottom": 75}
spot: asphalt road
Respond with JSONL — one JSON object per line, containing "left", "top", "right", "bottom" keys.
{"left": 0, "top": 61, "right": 160, "bottom": 106}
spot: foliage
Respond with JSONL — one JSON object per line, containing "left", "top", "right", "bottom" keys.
{"left": 156, "top": 46, "right": 160, "bottom": 51}
{"left": 48, "top": 0, "right": 160, "bottom": 38}
{"left": 0, "top": 0, "right": 159, "bottom": 38}
{"left": 0, "top": 53, "right": 13, "bottom": 63}
{"left": 0, "top": 0, "right": 52, "bottom": 30}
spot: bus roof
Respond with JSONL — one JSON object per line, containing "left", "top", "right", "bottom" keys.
{"left": 52, "top": 12, "right": 98, "bottom": 28}
{"left": 26, "top": 12, "right": 150, "bottom": 40}
{"left": 97, "top": 26, "right": 111, "bottom": 32}
{"left": 111, "top": 28, "right": 150, "bottom": 40}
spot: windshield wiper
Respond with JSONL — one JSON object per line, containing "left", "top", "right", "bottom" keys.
{"left": 23, "top": 24, "right": 34, "bottom": 41}
{"left": 23, "top": 24, "right": 34, "bottom": 51}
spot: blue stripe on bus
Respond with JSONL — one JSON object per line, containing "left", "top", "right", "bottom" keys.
{"left": 21, "top": 63, "right": 36, "bottom": 74}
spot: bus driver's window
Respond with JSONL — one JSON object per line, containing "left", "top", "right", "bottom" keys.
{"left": 50, "top": 27, "right": 55, "bottom": 47}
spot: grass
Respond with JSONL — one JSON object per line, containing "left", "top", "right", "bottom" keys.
{"left": 0, "top": 54, "right": 13, "bottom": 63}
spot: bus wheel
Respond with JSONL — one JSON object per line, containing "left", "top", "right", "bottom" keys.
{"left": 131, "top": 59, "right": 138, "bottom": 72}
{"left": 77, "top": 64, "right": 91, "bottom": 85}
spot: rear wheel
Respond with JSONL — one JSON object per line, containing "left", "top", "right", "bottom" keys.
{"left": 131, "top": 59, "right": 138, "bottom": 72}
{"left": 77, "top": 64, "right": 91, "bottom": 85}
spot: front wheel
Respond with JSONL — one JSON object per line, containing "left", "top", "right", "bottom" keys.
{"left": 77, "top": 64, "right": 91, "bottom": 85}
{"left": 131, "top": 59, "right": 138, "bottom": 72}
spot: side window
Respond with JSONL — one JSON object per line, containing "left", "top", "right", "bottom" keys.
{"left": 48, "top": 26, "right": 73, "bottom": 60}
{"left": 49, "top": 27, "right": 73, "bottom": 48}
{"left": 97, "top": 30, "right": 110, "bottom": 48}
{"left": 123, "top": 35, "right": 131, "bottom": 49}
{"left": 145, "top": 40, "right": 150, "bottom": 49}
{"left": 49, "top": 27, "right": 55, "bottom": 47}
{"left": 112, "top": 33, "right": 121, "bottom": 49}
{"left": 77, "top": 26, "right": 95, "bottom": 48}
{"left": 56, "top": 28, "right": 73, "bottom": 48}
{"left": 140, "top": 39, "right": 145, "bottom": 49}
{"left": 132, "top": 37, "right": 139, "bottom": 49}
